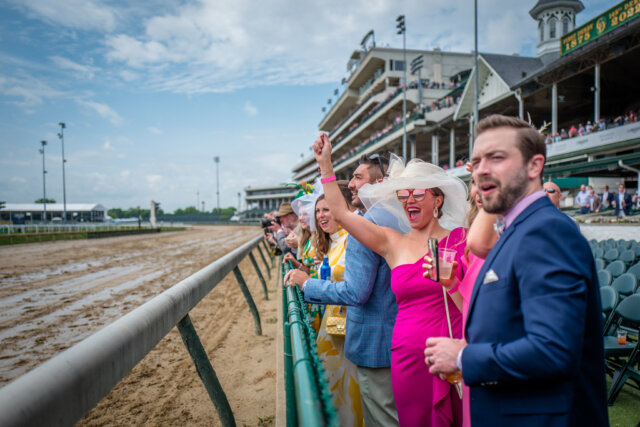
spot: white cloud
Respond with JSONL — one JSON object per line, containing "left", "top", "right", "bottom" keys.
{"left": 0, "top": 73, "right": 64, "bottom": 107}
{"left": 49, "top": 56, "right": 99, "bottom": 79}
{"left": 7, "top": 0, "right": 119, "bottom": 32}
{"left": 243, "top": 101, "right": 258, "bottom": 117}
{"left": 11, "top": 176, "right": 27, "bottom": 183}
{"left": 76, "top": 99, "right": 123, "bottom": 126}
{"left": 103, "top": 138, "right": 113, "bottom": 151}
{"left": 148, "top": 127, "right": 163, "bottom": 134}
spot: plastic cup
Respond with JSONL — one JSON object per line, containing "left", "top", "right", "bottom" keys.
{"left": 439, "top": 249, "right": 456, "bottom": 280}
{"left": 444, "top": 370, "right": 462, "bottom": 384}
{"left": 618, "top": 329, "right": 627, "bottom": 345}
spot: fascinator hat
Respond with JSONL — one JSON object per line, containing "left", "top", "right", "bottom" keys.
{"left": 357, "top": 154, "right": 468, "bottom": 231}
{"left": 291, "top": 177, "right": 324, "bottom": 232}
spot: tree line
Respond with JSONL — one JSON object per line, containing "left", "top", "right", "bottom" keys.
{"left": 107, "top": 206, "right": 236, "bottom": 219}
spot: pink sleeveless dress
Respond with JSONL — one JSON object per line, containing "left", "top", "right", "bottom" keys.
{"left": 390, "top": 227, "right": 466, "bottom": 427}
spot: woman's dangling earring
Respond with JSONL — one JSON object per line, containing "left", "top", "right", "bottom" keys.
{"left": 433, "top": 207, "right": 439, "bottom": 217}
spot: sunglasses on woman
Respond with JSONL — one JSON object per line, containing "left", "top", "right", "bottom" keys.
{"left": 396, "top": 189, "right": 433, "bottom": 202}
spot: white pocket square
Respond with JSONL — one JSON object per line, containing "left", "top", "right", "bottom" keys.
{"left": 483, "top": 269, "right": 499, "bottom": 284}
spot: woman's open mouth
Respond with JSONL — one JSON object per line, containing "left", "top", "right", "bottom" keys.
{"left": 406, "top": 206, "right": 421, "bottom": 222}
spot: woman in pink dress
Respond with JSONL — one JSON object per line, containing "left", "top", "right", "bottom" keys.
{"left": 312, "top": 133, "right": 469, "bottom": 426}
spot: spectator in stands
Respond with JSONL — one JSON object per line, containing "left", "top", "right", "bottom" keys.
{"left": 543, "top": 181, "right": 562, "bottom": 208}
{"left": 560, "top": 128, "right": 568, "bottom": 139}
{"left": 287, "top": 154, "right": 401, "bottom": 426}
{"left": 613, "top": 183, "right": 633, "bottom": 217}
{"left": 575, "top": 184, "right": 590, "bottom": 214}
{"left": 585, "top": 121, "right": 593, "bottom": 134}
{"left": 568, "top": 125, "right": 577, "bottom": 138}
{"left": 602, "top": 185, "right": 614, "bottom": 210}
{"left": 598, "top": 117, "right": 606, "bottom": 131}
{"left": 615, "top": 115, "right": 625, "bottom": 127}
{"left": 544, "top": 134, "right": 553, "bottom": 145}
{"left": 578, "top": 123, "right": 585, "bottom": 136}
{"left": 589, "top": 185, "right": 601, "bottom": 213}
{"left": 633, "top": 190, "right": 639, "bottom": 209}
{"left": 554, "top": 131, "right": 562, "bottom": 142}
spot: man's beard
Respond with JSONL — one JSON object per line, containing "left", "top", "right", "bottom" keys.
{"left": 351, "top": 193, "right": 365, "bottom": 210}
{"left": 479, "top": 168, "right": 528, "bottom": 214}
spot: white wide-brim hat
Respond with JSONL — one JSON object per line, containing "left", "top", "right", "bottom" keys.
{"left": 358, "top": 154, "right": 469, "bottom": 231}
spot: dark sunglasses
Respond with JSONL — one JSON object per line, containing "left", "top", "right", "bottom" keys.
{"left": 396, "top": 189, "right": 432, "bottom": 202}
{"left": 544, "top": 188, "right": 557, "bottom": 194}
{"left": 368, "top": 153, "right": 386, "bottom": 178}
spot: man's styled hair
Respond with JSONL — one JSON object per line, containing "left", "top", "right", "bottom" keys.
{"left": 475, "top": 115, "right": 546, "bottom": 163}
{"left": 358, "top": 153, "right": 389, "bottom": 182}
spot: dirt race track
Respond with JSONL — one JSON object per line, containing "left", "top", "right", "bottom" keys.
{"left": 0, "top": 225, "right": 280, "bottom": 426}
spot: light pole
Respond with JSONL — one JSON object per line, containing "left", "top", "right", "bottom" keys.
{"left": 237, "top": 192, "right": 241, "bottom": 212}
{"left": 397, "top": 15, "right": 407, "bottom": 163}
{"left": 213, "top": 156, "right": 220, "bottom": 211}
{"left": 473, "top": 0, "right": 479, "bottom": 131}
{"left": 196, "top": 190, "right": 200, "bottom": 211}
{"left": 39, "top": 140, "right": 48, "bottom": 223}
{"left": 58, "top": 122, "right": 67, "bottom": 222}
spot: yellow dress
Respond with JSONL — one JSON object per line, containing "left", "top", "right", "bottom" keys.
{"left": 316, "top": 228, "right": 364, "bottom": 427}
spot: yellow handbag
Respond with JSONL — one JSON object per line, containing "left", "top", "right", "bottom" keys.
{"left": 325, "top": 307, "right": 346, "bottom": 336}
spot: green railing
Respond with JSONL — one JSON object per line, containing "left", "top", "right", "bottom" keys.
{"left": 281, "top": 260, "right": 338, "bottom": 426}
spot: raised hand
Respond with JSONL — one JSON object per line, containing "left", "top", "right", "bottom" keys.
{"left": 313, "top": 133, "right": 333, "bottom": 171}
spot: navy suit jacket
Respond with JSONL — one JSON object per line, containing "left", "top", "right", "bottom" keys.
{"left": 462, "top": 196, "right": 608, "bottom": 427}
{"left": 613, "top": 191, "right": 632, "bottom": 216}
{"left": 304, "top": 211, "right": 398, "bottom": 367}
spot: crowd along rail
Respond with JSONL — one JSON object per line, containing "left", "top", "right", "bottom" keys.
{"left": 0, "top": 234, "right": 270, "bottom": 427}
{"left": 282, "top": 260, "right": 338, "bottom": 426}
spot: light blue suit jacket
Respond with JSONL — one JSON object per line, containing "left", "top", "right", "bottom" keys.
{"left": 303, "top": 211, "right": 399, "bottom": 368}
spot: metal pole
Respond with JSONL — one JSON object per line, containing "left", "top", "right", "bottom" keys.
{"left": 248, "top": 252, "right": 269, "bottom": 300}
{"left": 232, "top": 266, "right": 262, "bottom": 335}
{"left": 214, "top": 156, "right": 220, "bottom": 211}
{"left": 58, "top": 122, "right": 67, "bottom": 222}
{"left": 594, "top": 63, "right": 600, "bottom": 123}
{"left": 39, "top": 140, "right": 47, "bottom": 223}
{"left": 552, "top": 83, "right": 558, "bottom": 136}
{"left": 449, "top": 127, "right": 455, "bottom": 169}
{"left": 256, "top": 244, "right": 271, "bottom": 279}
{"left": 402, "top": 29, "right": 407, "bottom": 163}
{"left": 473, "top": 0, "right": 479, "bottom": 131}
{"left": 177, "top": 314, "right": 236, "bottom": 427}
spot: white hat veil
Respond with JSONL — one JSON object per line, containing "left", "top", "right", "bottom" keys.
{"left": 358, "top": 154, "right": 469, "bottom": 231}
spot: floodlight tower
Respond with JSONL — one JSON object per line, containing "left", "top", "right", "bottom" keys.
{"left": 58, "top": 122, "right": 67, "bottom": 222}
{"left": 39, "top": 140, "right": 48, "bottom": 223}
{"left": 396, "top": 15, "right": 407, "bottom": 163}
{"left": 213, "top": 156, "right": 220, "bottom": 211}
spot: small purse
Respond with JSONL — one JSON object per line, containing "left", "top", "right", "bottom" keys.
{"left": 325, "top": 307, "right": 346, "bottom": 336}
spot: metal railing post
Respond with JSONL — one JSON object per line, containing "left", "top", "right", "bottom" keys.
{"left": 256, "top": 245, "right": 271, "bottom": 279}
{"left": 232, "top": 266, "right": 262, "bottom": 335}
{"left": 177, "top": 314, "right": 236, "bottom": 427}
{"left": 248, "top": 252, "right": 269, "bottom": 300}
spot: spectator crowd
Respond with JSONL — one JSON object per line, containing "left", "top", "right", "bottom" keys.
{"left": 264, "top": 114, "right": 616, "bottom": 427}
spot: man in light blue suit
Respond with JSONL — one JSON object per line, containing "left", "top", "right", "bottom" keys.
{"left": 426, "top": 115, "right": 608, "bottom": 427}
{"left": 287, "top": 154, "right": 400, "bottom": 426}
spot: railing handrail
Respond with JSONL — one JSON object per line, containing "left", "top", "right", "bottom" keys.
{"left": 282, "top": 260, "right": 338, "bottom": 426}
{"left": 0, "top": 234, "right": 264, "bottom": 427}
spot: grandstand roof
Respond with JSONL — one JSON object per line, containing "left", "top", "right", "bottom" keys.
{"left": 1, "top": 203, "right": 106, "bottom": 212}
{"left": 480, "top": 53, "right": 544, "bottom": 87}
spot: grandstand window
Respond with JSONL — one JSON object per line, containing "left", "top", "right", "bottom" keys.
{"left": 539, "top": 21, "right": 545, "bottom": 41}
{"left": 390, "top": 60, "right": 405, "bottom": 71}
{"left": 562, "top": 16, "right": 570, "bottom": 35}
{"left": 549, "top": 17, "right": 557, "bottom": 38}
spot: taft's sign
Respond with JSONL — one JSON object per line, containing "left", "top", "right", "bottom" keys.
{"left": 561, "top": 0, "right": 640, "bottom": 56}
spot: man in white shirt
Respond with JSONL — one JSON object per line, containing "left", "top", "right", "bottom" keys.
{"left": 575, "top": 184, "right": 590, "bottom": 214}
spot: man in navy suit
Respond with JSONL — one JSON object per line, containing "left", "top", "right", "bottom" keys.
{"left": 425, "top": 115, "right": 608, "bottom": 426}
{"left": 286, "top": 154, "right": 400, "bottom": 426}
{"left": 612, "top": 183, "right": 633, "bottom": 217}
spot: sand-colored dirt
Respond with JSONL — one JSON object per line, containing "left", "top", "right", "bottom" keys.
{"left": 0, "top": 225, "right": 279, "bottom": 426}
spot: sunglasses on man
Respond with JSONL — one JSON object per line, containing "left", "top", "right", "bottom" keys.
{"left": 544, "top": 188, "right": 557, "bottom": 194}
{"left": 367, "top": 153, "right": 386, "bottom": 178}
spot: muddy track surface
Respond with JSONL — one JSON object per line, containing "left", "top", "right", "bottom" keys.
{"left": 0, "top": 225, "right": 280, "bottom": 426}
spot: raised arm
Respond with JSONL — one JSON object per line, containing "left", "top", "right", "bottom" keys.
{"left": 467, "top": 209, "right": 498, "bottom": 259}
{"left": 313, "top": 133, "right": 398, "bottom": 260}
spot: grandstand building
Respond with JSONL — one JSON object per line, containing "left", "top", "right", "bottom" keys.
{"left": 242, "top": 184, "right": 298, "bottom": 219}
{"left": 294, "top": 0, "right": 640, "bottom": 196}
{"left": 0, "top": 203, "right": 106, "bottom": 224}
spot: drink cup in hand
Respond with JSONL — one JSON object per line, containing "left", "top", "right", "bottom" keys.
{"left": 439, "top": 249, "right": 456, "bottom": 280}
{"left": 444, "top": 370, "right": 462, "bottom": 384}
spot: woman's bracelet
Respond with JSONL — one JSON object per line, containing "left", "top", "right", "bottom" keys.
{"left": 447, "top": 281, "right": 461, "bottom": 294}
{"left": 320, "top": 175, "right": 336, "bottom": 184}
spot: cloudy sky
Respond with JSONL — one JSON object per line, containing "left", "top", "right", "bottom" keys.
{"left": 0, "top": 0, "right": 611, "bottom": 212}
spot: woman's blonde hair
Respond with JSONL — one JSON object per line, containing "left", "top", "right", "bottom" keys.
{"left": 312, "top": 181, "right": 352, "bottom": 259}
